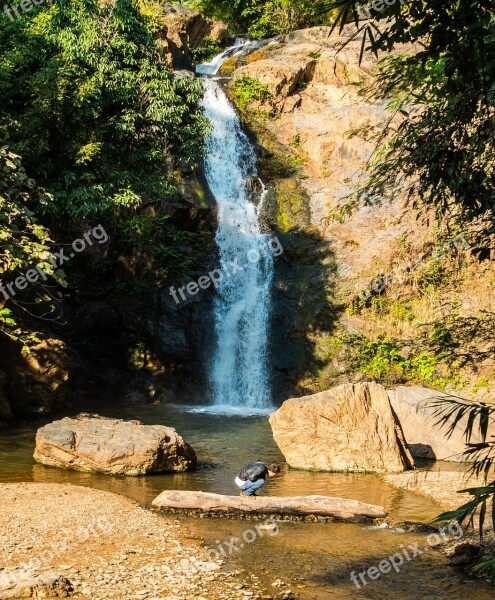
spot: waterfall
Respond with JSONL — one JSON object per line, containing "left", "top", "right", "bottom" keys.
{"left": 200, "top": 67, "right": 274, "bottom": 411}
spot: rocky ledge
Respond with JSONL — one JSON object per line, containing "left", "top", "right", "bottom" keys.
{"left": 269, "top": 382, "right": 494, "bottom": 473}
{"left": 270, "top": 382, "right": 413, "bottom": 474}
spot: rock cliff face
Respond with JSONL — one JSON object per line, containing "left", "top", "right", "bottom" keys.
{"left": 388, "top": 386, "right": 491, "bottom": 462}
{"left": 159, "top": 4, "right": 228, "bottom": 70}
{"left": 226, "top": 26, "right": 389, "bottom": 398}
{"left": 0, "top": 338, "right": 69, "bottom": 421}
{"left": 226, "top": 26, "right": 494, "bottom": 401}
{"left": 229, "top": 26, "right": 413, "bottom": 293}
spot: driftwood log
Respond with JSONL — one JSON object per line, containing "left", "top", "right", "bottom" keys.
{"left": 151, "top": 491, "right": 387, "bottom": 521}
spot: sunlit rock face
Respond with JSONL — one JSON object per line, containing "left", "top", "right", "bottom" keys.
{"left": 388, "top": 386, "right": 491, "bottom": 462}
{"left": 270, "top": 382, "right": 414, "bottom": 473}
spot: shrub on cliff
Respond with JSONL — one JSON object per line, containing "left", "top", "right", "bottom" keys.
{"left": 190, "top": 0, "right": 335, "bottom": 38}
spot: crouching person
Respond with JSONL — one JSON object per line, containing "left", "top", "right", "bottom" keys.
{"left": 235, "top": 461, "right": 280, "bottom": 496}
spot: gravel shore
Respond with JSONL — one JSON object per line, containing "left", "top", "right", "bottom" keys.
{"left": 0, "top": 483, "right": 276, "bottom": 600}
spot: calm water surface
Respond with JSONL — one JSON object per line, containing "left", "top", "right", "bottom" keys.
{"left": 0, "top": 399, "right": 492, "bottom": 599}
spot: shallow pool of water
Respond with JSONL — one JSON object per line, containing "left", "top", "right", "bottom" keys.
{"left": 0, "top": 400, "right": 492, "bottom": 599}
{"left": 0, "top": 401, "right": 437, "bottom": 519}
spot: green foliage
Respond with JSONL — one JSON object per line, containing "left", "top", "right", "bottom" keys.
{"left": 0, "top": 148, "right": 60, "bottom": 346}
{"left": 422, "top": 310, "right": 495, "bottom": 371}
{"left": 0, "top": 0, "right": 209, "bottom": 220}
{"left": 117, "top": 213, "right": 193, "bottom": 274}
{"left": 190, "top": 36, "right": 222, "bottom": 63}
{"left": 327, "top": 0, "right": 495, "bottom": 240}
{"left": 352, "top": 337, "right": 404, "bottom": 382}
{"left": 344, "top": 334, "right": 465, "bottom": 388}
{"left": 292, "top": 134, "right": 301, "bottom": 149}
{"left": 415, "top": 258, "right": 445, "bottom": 292}
{"left": 308, "top": 50, "right": 321, "bottom": 59}
{"left": 388, "top": 298, "right": 415, "bottom": 322}
{"left": 431, "top": 398, "right": 495, "bottom": 583}
{"left": 190, "top": 0, "right": 336, "bottom": 38}
{"left": 232, "top": 76, "right": 273, "bottom": 111}
{"left": 0, "top": 1, "right": 210, "bottom": 353}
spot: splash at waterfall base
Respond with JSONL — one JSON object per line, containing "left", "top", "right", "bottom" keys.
{"left": 169, "top": 235, "right": 284, "bottom": 305}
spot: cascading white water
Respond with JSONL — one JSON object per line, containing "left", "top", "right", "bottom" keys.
{"left": 196, "top": 39, "right": 247, "bottom": 76}
{"left": 201, "top": 73, "right": 274, "bottom": 410}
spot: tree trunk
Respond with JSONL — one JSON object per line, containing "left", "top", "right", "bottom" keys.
{"left": 151, "top": 491, "right": 386, "bottom": 521}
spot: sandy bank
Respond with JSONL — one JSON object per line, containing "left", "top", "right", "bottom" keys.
{"left": 0, "top": 483, "right": 271, "bottom": 600}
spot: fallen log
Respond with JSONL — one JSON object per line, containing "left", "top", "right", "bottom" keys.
{"left": 151, "top": 491, "right": 387, "bottom": 521}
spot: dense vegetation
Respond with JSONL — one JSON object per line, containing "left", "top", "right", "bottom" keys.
{"left": 0, "top": 149, "right": 61, "bottom": 348}
{"left": 0, "top": 0, "right": 208, "bottom": 219}
{"left": 189, "top": 0, "right": 335, "bottom": 38}
{"left": 0, "top": 0, "right": 209, "bottom": 346}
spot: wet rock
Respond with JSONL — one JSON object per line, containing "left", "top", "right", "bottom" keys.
{"left": 34, "top": 414, "right": 197, "bottom": 475}
{"left": 449, "top": 543, "right": 482, "bottom": 566}
{"left": 218, "top": 55, "right": 243, "bottom": 76}
{"left": 269, "top": 382, "right": 414, "bottom": 473}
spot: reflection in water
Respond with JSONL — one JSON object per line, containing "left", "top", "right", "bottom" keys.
{"left": 0, "top": 401, "right": 491, "bottom": 599}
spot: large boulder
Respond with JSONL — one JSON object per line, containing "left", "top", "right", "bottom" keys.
{"left": 387, "top": 386, "right": 490, "bottom": 461}
{"left": 34, "top": 414, "right": 197, "bottom": 475}
{"left": 269, "top": 382, "right": 414, "bottom": 473}
{"left": 232, "top": 46, "right": 317, "bottom": 100}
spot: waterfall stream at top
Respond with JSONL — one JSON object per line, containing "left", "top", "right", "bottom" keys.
{"left": 198, "top": 44, "right": 274, "bottom": 412}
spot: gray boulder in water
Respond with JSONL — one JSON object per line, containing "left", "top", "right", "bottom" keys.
{"left": 34, "top": 414, "right": 197, "bottom": 476}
